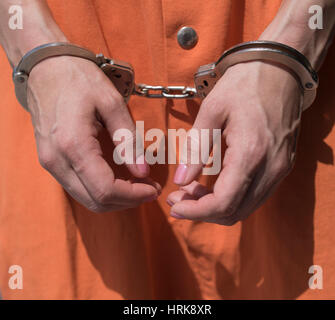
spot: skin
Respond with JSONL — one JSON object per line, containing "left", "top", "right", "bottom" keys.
{"left": 0, "top": 0, "right": 161, "bottom": 212}
{"left": 168, "top": 61, "right": 302, "bottom": 225}
{"left": 27, "top": 56, "right": 161, "bottom": 212}
{"left": 0, "top": 1, "right": 334, "bottom": 220}
{"left": 168, "top": 0, "right": 335, "bottom": 225}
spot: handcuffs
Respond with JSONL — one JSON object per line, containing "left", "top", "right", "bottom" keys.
{"left": 13, "top": 41, "right": 318, "bottom": 112}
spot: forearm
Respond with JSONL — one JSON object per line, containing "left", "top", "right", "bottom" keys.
{"left": 260, "top": 0, "right": 335, "bottom": 70}
{"left": 0, "top": 0, "right": 67, "bottom": 67}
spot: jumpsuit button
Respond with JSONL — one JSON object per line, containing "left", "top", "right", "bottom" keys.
{"left": 177, "top": 26, "right": 198, "bottom": 50}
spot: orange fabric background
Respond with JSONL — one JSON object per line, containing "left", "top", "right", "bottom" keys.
{"left": 0, "top": 0, "right": 335, "bottom": 299}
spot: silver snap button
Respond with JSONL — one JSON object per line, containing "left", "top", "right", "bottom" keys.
{"left": 177, "top": 26, "right": 198, "bottom": 50}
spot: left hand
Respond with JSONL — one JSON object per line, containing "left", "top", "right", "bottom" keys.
{"left": 167, "top": 61, "right": 303, "bottom": 225}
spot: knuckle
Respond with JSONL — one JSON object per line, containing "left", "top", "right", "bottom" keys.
{"left": 38, "top": 147, "right": 56, "bottom": 170}
{"left": 54, "top": 132, "right": 85, "bottom": 166}
{"left": 93, "top": 187, "right": 113, "bottom": 206}
{"left": 112, "top": 93, "right": 125, "bottom": 107}
{"left": 104, "top": 92, "right": 125, "bottom": 111}
{"left": 114, "top": 128, "right": 136, "bottom": 152}
{"left": 201, "top": 97, "right": 225, "bottom": 120}
{"left": 216, "top": 202, "right": 237, "bottom": 219}
{"left": 55, "top": 132, "right": 76, "bottom": 154}
{"left": 245, "top": 134, "right": 269, "bottom": 160}
{"left": 271, "top": 156, "right": 293, "bottom": 178}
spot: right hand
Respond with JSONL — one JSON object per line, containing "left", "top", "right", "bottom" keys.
{"left": 27, "top": 55, "right": 161, "bottom": 213}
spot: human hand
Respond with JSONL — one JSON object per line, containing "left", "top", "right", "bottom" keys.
{"left": 167, "top": 61, "right": 302, "bottom": 225}
{"left": 27, "top": 56, "right": 160, "bottom": 212}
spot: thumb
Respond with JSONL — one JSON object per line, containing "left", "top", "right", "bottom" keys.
{"left": 174, "top": 102, "right": 224, "bottom": 186}
{"left": 98, "top": 93, "right": 150, "bottom": 178}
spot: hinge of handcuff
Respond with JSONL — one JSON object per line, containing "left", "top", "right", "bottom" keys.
{"left": 98, "top": 41, "right": 318, "bottom": 111}
{"left": 97, "top": 55, "right": 217, "bottom": 103}
{"left": 12, "top": 41, "right": 318, "bottom": 111}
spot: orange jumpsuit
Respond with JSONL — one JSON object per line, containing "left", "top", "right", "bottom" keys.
{"left": 0, "top": 0, "right": 335, "bottom": 299}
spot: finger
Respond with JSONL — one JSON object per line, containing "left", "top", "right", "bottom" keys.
{"left": 38, "top": 142, "right": 142, "bottom": 212}
{"left": 174, "top": 98, "right": 224, "bottom": 186}
{"left": 58, "top": 122, "right": 159, "bottom": 208}
{"left": 233, "top": 147, "right": 295, "bottom": 222}
{"left": 167, "top": 191, "right": 197, "bottom": 209}
{"left": 204, "top": 135, "right": 295, "bottom": 225}
{"left": 37, "top": 142, "right": 98, "bottom": 209}
{"left": 38, "top": 143, "right": 111, "bottom": 212}
{"left": 129, "top": 177, "right": 162, "bottom": 196}
{"left": 97, "top": 88, "right": 149, "bottom": 178}
{"left": 167, "top": 181, "right": 211, "bottom": 206}
{"left": 61, "top": 169, "right": 133, "bottom": 212}
{"left": 72, "top": 147, "right": 159, "bottom": 206}
{"left": 170, "top": 164, "right": 258, "bottom": 220}
{"left": 64, "top": 172, "right": 144, "bottom": 212}
{"left": 170, "top": 130, "right": 264, "bottom": 220}
{"left": 180, "top": 181, "right": 211, "bottom": 198}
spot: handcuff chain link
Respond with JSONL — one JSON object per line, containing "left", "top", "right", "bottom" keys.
{"left": 12, "top": 41, "right": 318, "bottom": 111}
{"left": 134, "top": 84, "right": 197, "bottom": 99}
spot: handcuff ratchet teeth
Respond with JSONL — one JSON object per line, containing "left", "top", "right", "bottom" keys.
{"left": 13, "top": 41, "right": 318, "bottom": 112}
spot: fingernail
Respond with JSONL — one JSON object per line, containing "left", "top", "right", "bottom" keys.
{"left": 136, "top": 154, "right": 148, "bottom": 175}
{"left": 166, "top": 199, "right": 174, "bottom": 207}
{"left": 143, "top": 195, "right": 157, "bottom": 203}
{"left": 174, "top": 164, "right": 188, "bottom": 185}
{"left": 170, "top": 212, "right": 185, "bottom": 219}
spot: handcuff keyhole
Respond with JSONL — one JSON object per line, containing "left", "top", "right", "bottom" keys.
{"left": 203, "top": 80, "right": 209, "bottom": 87}
{"left": 114, "top": 74, "right": 122, "bottom": 78}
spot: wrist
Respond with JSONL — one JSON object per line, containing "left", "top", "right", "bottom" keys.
{"left": 6, "top": 30, "right": 68, "bottom": 67}
{"left": 0, "top": 1, "right": 68, "bottom": 67}
{"left": 259, "top": 0, "right": 335, "bottom": 70}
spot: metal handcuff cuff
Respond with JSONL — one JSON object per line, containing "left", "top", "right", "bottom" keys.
{"left": 13, "top": 41, "right": 318, "bottom": 112}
